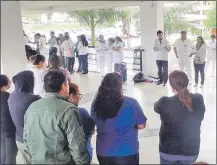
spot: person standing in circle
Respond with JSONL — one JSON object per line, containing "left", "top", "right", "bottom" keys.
{"left": 96, "top": 35, "right": 107, "bottom": 77}
{"left": 74, "top": 36, "right": 82, "bottom": 72}
{"left": 153, "top": 30, "right": 171, "bottom": 86}
{"left": 35, "top": 33, "right": 47, "bottom": 56}
{"left": 154, "top": 70, "right": 205, "bottom": 165}
{"left": 206, "top": 34, "right": 216, "bottom": 77}
{"left": 48, "top": 31, "right": 58, "bottom": 57}
{"left": 189, "top": 36, "right": 207, "bottom": 88}
{"left": 113, "top": 36, "right": 125, "bottom": 63}
{"left": 78, "top": 34, "right": 89, "bottom": 74}
{"left": 61, "top": 34, "right": 75, "bottom": 74}
{"left": 106, "top": 37, "right": 115, "bottom": 73}
{"left": 1, "top": 74, "right": 17, "bottom": 164}
{"left": 173, "top": 31, "right": 193, "bottom": 84}
{"left": 91, "top": 73, "right": 147, "bottom": 165}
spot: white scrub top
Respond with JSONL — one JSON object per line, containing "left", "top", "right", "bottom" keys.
{"left": 113, "top": 42, "right": 124, "bottom": 63}
{"left": 39, "top": 37, "right": 47, "bottom": 55}
{"left": 61, "top": 40, "right": 74, "bottom": 57}
{"left": 207, "top": 39, "right": 216, "bottom": 57}
{"left": 96, "top": 41, "right": 107, "bottom": 56}
{"left": 173, "top": 38, "right": 193, "bottom": 61}
{"left": 29, "top": 67, "right": 45, "bottom": 97}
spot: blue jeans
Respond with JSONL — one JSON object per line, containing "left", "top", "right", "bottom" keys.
{"left": 80, "top": 54, "right": 88, "bottom": 72}
{"left": 160, "top": 155, "right": 197, "bottom": 165}
{"left": 77, "top": 56, "right": 82, "bottom": 71}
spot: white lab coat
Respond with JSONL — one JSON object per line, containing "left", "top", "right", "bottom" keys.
{"left": 113, "top": 42, "right": 124, "bottom": 63}
{"left": 96, "top": 41, "right": 107, "bottom": 76}
{"left": 107, "top": 43, "right": 114, "bottom": 73}
{"left": 29, "top": 66, "right": 45, "bottom": 97}
{"left": 206, "top": 39, "right": 216, "bottom": 76}
{"left": 39, "top": 37, "right": 48, "bottom": 56}
{"left": 173, "top": 38, "right": 193, "bottom": 80}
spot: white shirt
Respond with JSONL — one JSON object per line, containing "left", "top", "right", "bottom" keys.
{"left": 29, "top": 67, "right": 44, "bottom": 97}
{"left": 113, "top": 42, "right": 124, "bottom": 63}
{"left": 207, "top": 39, "right": 216, "bottom": 57}
{"left": 107, "top": 43, "right": 114, "bottom": 55}
{"left": 96, "top": 41, "right": 107, "bottom": 56}
{"left": 61, "top": 40, "right": 74, "bottom": 57}
{"left": 24, "top": 36, "right": 28, "bottom": 45}
{"left": 153, "top": 38, "right": 170, "bottom": 61}
{"left": 39, "top": 37, "right": 47, "bottom": 50}
{"left": 174, "top": 38, "right": 193, "bottom": 61}
{"left": 78, "top": 41, "right": 88, "bottom": 55}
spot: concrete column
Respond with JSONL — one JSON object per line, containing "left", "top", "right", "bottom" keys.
{"left": 140, "top": 1, "right": 164, "bottom": 77}
{"left": 1, "top": 1, "right": 26, "bottom": 79}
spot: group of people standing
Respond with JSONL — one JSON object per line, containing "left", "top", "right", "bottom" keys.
{"left": 1, "top": 68, "right": 206, "bottom": 164}
{"left": 153, "top": 30, "right": 216, "bottom": 88}
{"left": 96, "top": 35, "right": 125, "bottom": 77}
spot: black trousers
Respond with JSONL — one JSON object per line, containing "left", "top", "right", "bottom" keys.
{"left": 156, "top": 60, "right": 168, "bottom": 84}
{"left": 65, "top": 57, "right": 75, "bottom": 73}
{"left": 194, "top": 63, "right": 205, "bottom": 85}
{"left": 1, "top": 136, "right": 18, "bottom": 164}
{"left": 97, "top": 153, "right": 139, "bottom": 165}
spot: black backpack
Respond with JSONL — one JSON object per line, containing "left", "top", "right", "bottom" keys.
{"left": 133, "top": 72, "right": 146, "bottom": 84}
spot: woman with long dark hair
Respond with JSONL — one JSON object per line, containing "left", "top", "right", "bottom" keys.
{"left": 78, "top": 34, "right": 89, "bottom": 74}
{"left": 154, "top": 70, "right": 205, "bottom": 165}
{"left": 91, "top": 73, "right": 147, "bottom": 164}
{"left": 189, "top": 36, "right": 207, "bottom": 88}
{"left": 41, "top": 55, "right": 71, "bottom": 83}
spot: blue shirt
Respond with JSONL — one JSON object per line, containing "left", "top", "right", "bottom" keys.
{"left": 91, "top": 96, "right": 147, "bottom": 156}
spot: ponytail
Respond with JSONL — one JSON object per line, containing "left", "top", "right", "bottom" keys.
{"left": 178, "top": 87, "right": 192, "bottom": 111}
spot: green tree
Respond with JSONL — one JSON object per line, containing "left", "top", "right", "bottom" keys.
{"left": 23, "top": 14, "right": 42, "bottom": 24}
{"left": 204, "top": 1, "right": 216, "bottom": 28}
{"left": 68, "top": 9, "right": 117, "bottom": 46}
{"left": 164, "top": 3, "right": 199, "bottom": 36}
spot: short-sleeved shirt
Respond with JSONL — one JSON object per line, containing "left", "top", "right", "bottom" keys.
{"left": 91, "top": 96, "right": 147, "bottom": 156}
{"left": 61, "top": 40, "right": 74, "bottom": 57}
{"left": 113, "top": 42, "right": 124, "bottom": 63}
{"left": 173, "top": 38, "right": 193, "bottom": 61}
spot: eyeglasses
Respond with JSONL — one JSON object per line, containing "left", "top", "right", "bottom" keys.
{"left": 77, "top": 94, "right": 82, "bottom": 99}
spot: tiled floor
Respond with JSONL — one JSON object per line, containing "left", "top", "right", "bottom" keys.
{"left": 72, "top": 58, "right": 216, "bottom": 164}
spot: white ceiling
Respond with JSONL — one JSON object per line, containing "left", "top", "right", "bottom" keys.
{"left": 20, "top": 1, "right": 142, "bottom": 15}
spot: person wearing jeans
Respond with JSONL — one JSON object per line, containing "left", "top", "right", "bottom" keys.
{"left": 61, "top": 34, "right": 75, "bottom": 74}
{"left": 153, "top": 30, "right": 171, "bottom": 86}
{"left": 78, "top": 34, "right": 89, "bottom": 74}
{"left": 189, "top": 36, "right": 207, "bottom": 88}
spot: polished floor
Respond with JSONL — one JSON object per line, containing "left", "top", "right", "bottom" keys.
{"left": 72, "top": 54, "right": 216, "bottom": 164}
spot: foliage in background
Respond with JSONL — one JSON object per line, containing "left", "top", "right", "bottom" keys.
{"left": 204, "top": 1, "right": 216, "bottom": 28}
{"left": 68, "top": 9, "right": 117, "bottom": 46}
{"left": 164, "top": 3, "right": 200, "bottom": 37}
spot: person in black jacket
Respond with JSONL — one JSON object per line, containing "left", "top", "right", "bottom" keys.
{"left": 154, "top": 70, "right": 205, "bottom": 165}
{"left": 8, "top": 71, "right": 41, "bottom": 164}
{"left": 0, "top": 74, "right": 17, "bottom": 164}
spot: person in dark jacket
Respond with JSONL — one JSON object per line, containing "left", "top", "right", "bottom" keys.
{"left": 68, "top": 83, "right": 95, "bottom": 162}
{"left": 8, "top": 70, "right": 41, "bottom": 164}
{"left": 154, "top": 70, "right": 205, "bottom": 165}
{"left": 0, "top": 74, "right": 17, "bottom": 164}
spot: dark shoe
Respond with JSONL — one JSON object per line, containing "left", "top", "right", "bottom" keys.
{"left": 76, "top": 70, "right": 81, "bottom": 73}
{"left": 156, "top": 81, "right": 163, "bottom": 85}
{"left": 82, "top": 71, "right": 88, "bottom": 74}
{"left": 163, "top": 83, "right": 166, "bottom": 86}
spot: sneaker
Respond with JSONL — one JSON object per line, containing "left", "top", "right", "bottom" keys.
{"left": 163, "top": 83, "right": 166, "bottom": 87}
{"left": 193, "top": 84, "right": 198, "bottom": 87}
{"left": 156, "top": 81, "right": 163, "bottom": 85}
{"left": 200, "top": 84, "right": 204, "bottom": 88}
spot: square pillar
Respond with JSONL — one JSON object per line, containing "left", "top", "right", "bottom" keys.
{"left": 1, "top": 1, "right": 26, "bottom": 79}
{"left": 140, "top": 1, "right": 164, "bottom": 77}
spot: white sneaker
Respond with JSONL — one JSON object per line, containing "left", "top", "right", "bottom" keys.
{"left": 200, "top": 84, "right": 204, "bottom": 88}
{"left": 189, "top": 81, "right": 192, "bottom": 85}
{"left": 193, "top": 84, "right": 198, "bottom": 87}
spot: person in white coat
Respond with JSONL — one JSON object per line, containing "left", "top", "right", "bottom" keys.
{"left": 173, "top": 31, "right": 193, "bottom": 84}
{"left": 106, "top": 38, "right": 115, "bottom": 73}
{"left": 206, "top": 34, "right": 216, "bottom": 77}
{"left": 113, "top": 36, "right": 125, "bottom": 63}
{"left": 36, "top": 33, "right": 47, "bottom": 56}
{"left": 96, "top": 35, "right": 107, "bottom": 77}
{"left": 29, "top": 55, "right": 45, "bottom": 97}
